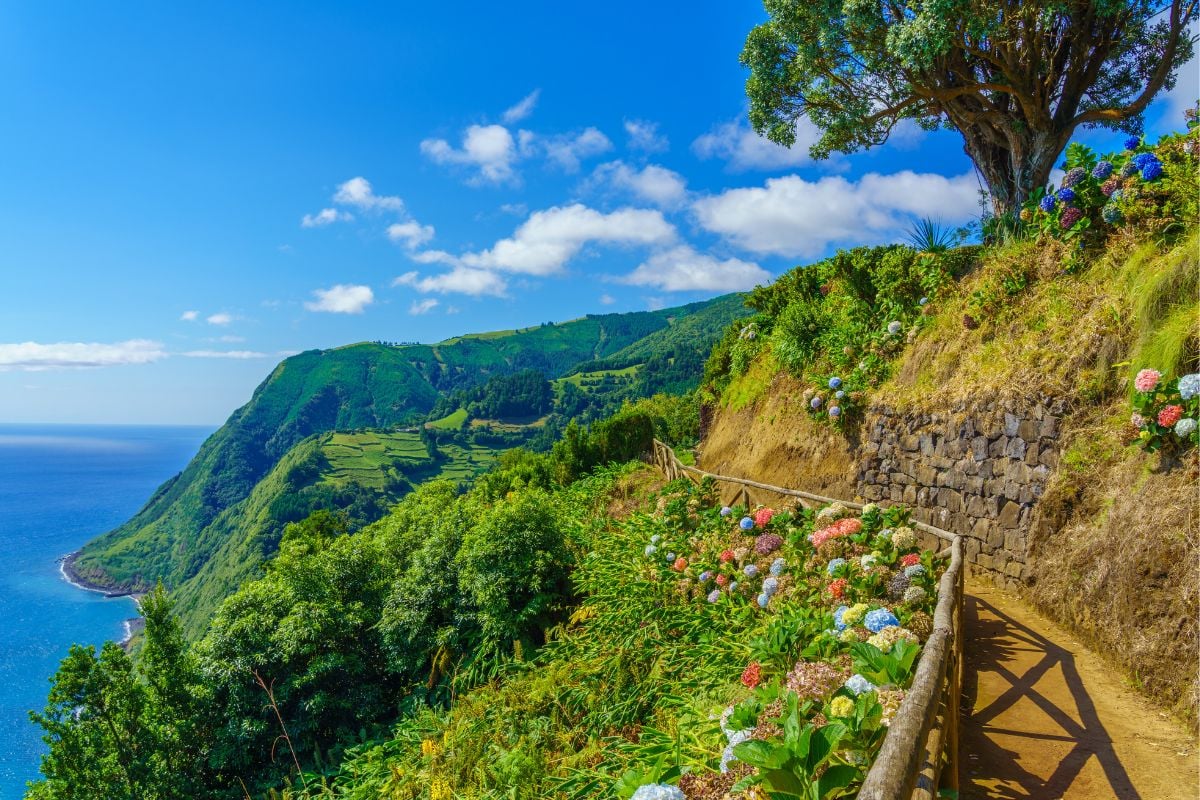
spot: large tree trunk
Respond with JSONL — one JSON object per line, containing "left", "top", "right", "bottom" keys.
{"left": 958, "top": 124, "right": 1067, "bottom": 218}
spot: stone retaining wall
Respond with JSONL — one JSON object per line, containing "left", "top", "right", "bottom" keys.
{"left": 856, "top": 398, "right": 1065, "bottom": 589}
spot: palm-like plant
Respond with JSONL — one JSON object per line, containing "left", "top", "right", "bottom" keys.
{"left": 905, "top": 217, "right": 957, "bottom": 253}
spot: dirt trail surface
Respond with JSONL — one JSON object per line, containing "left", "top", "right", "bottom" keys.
{"left": 962, "top": 579, "right": 1198, "bottom": 799}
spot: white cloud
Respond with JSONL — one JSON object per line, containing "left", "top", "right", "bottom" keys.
{"left": 387, "top": 220, "right": 436, "bottom": 248}
{"left": 542, "top": 127, "right": 613, "bottom": 172}
{"left": 499, "top": 202, "right": 528, "bottom": 217}
{"left": 408, "top": 249, "right": 461, "bottom": 266}
{"left": 502, "top": 90, "right": 541, "bottom": 124}
{"left": 693, "top": 118, "right": 825, "bottom": 171}
{"left": 180, "top": 350, "right": 268, "bottom": 359}
{"left": 589, "top": 161, "right": 688, "bottom": 207}
{"left": 0, "top": 340, "right": 166, "bottom": 371}
{"left": 693, "top": 170, "right": 980, "bottom": 258}
{"left": 304, "top": 284, "right": 375, "bottom": 314}
{"left": 301, "top": 207, "right": 353, "bottom": 227}
{"left": 599, "top": 293, "right": 616, "bottom": 305}
{"left": 332, "top": 177, "right": 404, "bottom": 212}
{"left": 179, "top": 310, "right": 198, "bottom": 322}
{"left": 394, "top": 268, "right": 508, "bottom": 297}
{"left": 622, "top": 245, "right": 771, "bottom": 292}
{"left": 421, "top": 124, "right": 519, "bottom": 184}
{"left": 461, "top": 203, "right": 676, "bottom": 275}
{"left": 206, "top": 312, "right": 233, "bottom": 326}
{"left": 408, "top": 298, "right": 440, "bottom": 315}
{"left": 624, "top": 119, "right": 669, "bottom": 152}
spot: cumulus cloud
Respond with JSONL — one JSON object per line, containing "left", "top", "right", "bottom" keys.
{"left": 180, "top": 310, "right": 198, "bottom": 321}
{"left": 304, "top": 284, "right": 375, "bottom": 314}
{"left": 0, "top": 340, "right": 167, "bottom": 371}
{"left": 332, "top": 177, "right": 404, "bottom": 212}
{"left": 180, "top": 350, "right": 268, "bottom": 359}
{"left": 693, "top": 118, "right": 825, "bottom": 171}
{"left": 599, "top": 293, "right": 616, "bottom": 305}
{"left": 408, "top": 298, "right": 440, "bottom": 315}
{"left": 460, "top": 203, "right": 675, "bottom": 275}
{"left": 387, "top": 221, "right": 436, "bottom": 248}
{"left": 301, "top": 207, "right": 353, "bottom": 227}
{"left": 621, "top": 245, "right": 771, "bottom": 292}
{"left": 421, "top": 124, "right": 519, "bottom": 184}
{"left": 589, "top": 161, "right": 688, "bottom": 207}
{"left": 394, "top": 268, "right": 508, "bottom": 297}
{"left": 206, "top": 312, "right": 233, "bottom": 326}
{"left": 693, "top": 170, "right": 980, "bottom": 258}
{"left": 541, "top": 127, "right": 613, "bottom": 172}
{"left": 624, "top": 119, "right": 669, "bottom": 152}
{"left": 502, "top": 90, "right": 541, "bottom": 124}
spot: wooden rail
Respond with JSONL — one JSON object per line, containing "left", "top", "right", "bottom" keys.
{"left": 648, "top": 439, "right": 963, "bottom": 800}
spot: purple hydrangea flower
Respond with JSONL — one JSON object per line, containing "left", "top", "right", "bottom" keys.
{"left": 754, "top": 533, "right": 784, "bottom": 555}
{"left": 829, "top": 406, "right": 842, "bottom": 418}
{"left": 762, "top": 577, "right": 779, "bottom": 596}
{"left": 1055, "top": 187, "right": 1076, "bottom": 203}
{"left": 706, "top": 589, "right": 721, "bottom": 603}
{"left": 699, "top": 570, "right": 713, "bottom": 582}
{"left": 1060, "top": 207, "right": 1084, "bottom": 229}
{"left": 1091, "top": 161, "right": 1113, "bottom": 180}
{"left": 828, "top": 376, "right": 842, "bottom": 389}
{"left": 864, "top": 608, "right": 900, "bottom": 633}
{"left": 1061, "top": 167, "right": 1087, "bottom": 188}
{"left": 743, "top": 564, "right": 759, "bottom": 578}
{"left": 720, "top": 506, "right": 732, "bottom": 517}
{"left": 1039, "top": 195, "right": 1056, "bottom": 212}
{"left": 810, "top": 395, "right": 823, "bottom": 410}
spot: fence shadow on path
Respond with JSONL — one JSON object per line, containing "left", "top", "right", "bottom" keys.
{"left": 961, "top": 592, "right": 1141, "bottom": 800}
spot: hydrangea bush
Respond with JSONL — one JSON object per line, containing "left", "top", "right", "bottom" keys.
{"left": 1130, "top": 368, "right": 1200, "bottom": 453}
{"left": 621, "top": 490, "right": 945, "bottom": 799}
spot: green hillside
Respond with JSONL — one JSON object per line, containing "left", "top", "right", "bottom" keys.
{"left": 70, "top": 294, "right": 749, "bottom": 628}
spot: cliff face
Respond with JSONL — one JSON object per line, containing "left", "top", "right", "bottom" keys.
{"left": 698, "top": 232, "right": 1199, "bottom": 726}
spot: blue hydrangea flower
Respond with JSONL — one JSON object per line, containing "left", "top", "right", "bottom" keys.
{"left": 810, "top": 395, "right": 823, "bottom": 410}
{"left": 762, "top": 577, "right": 779, "bottom": 596}
{"left": 1055, "top": 187, "right": 1076, "bottom": 203}
{"left": 770, "top": 557, "right": 786, "bottom": 576}
{"left": 1101, "top": 204, "right": 1122, "bottom": 224}
{"left": 1124, "top": 135, "right": 1142, "bottom": 150}
{"left": 729, "top": 581, "right": 739, "bottom": 592}
{"left": 1142, "top": 161, "right": 1163, "bottom": 181}
{"left": 1120, "top": 162, "right": 1138, "bottom": 178}
{"left": 632, "top": 784, "right": 687, "bottom": 800}
{"left": 650, "top": 534, "right": 661, "bottom": 544}
{"left": 1131, "top": 152, "right": 1159, "bottom": 170}
{"left": 1061, "top": 167, "right": 1087, "bottom": 188}
{"left": 919, "top": 296, "right": 928, "bottom": 305}
{"left": 827, "top": 557, "right": 847, "bottom": 576}
{"left": 1178, "top": 373, "right": 1200, "bottom": 400}
{"left": 829, "top": 406, "right": 842, "bottom": 418}
{"left": 864, "top": 608, "right": 900, "bottom": 633}
{"left": 743, "top": 564, "right": 759, "bottom": 578}
{"left": 757, "top": 593, "right": 770, "bottom": 608}
{"left": 707, "top": 589, "right": 721, "bottom": 603}
{"left": 887, "top": 320, "right": 902, "bottom": 335}
{"left": 828, "top": 376, "right": 842, "bottom": 389}
{"left": 720, "top": 729, "right": 751, "bottom": 773}
{"left": 644, "top": 545, "right": 657, "bottom": 557}
{"left": 844, "top": 674, "right": 876, "bottom": 696}
{"left": 1091, "top": 161, "right": 1114, "bottom": 180}
{"left": 904, "top": 564, "right": 926, "bottom": 578}
{"left": 699, "top": 570, "right": 712, "bottom": 582}
{"left": 665, "top": 552, "right": 675, "bottom": 562}
{"left": 1176, "top": 418, "right": 1198, "bottom": 438}
{"left": 740, "top": 516, "right": 754, "bottom": 531}
{"left": 1039, "top": 194, "right": 1056, "bottom": 212}
{"left": 719, "top": 506, "right": 732, "bottom": 517}
{"left": 835, "top": 390, "right": 845, "bottom": 399}
{"left": 833, "top": 604, "right": 850, "bottom": 631}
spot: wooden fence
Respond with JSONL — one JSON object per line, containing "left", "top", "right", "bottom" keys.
{"left": 648, "top": 439, "right": 964, "bottom": 800}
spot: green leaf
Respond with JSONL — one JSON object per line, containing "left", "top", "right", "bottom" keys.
{"left": 817, "top": 765, "right": 861, "bottom": 798}
{"left": 733, "top": 738, "right": 791, "bottom": 770}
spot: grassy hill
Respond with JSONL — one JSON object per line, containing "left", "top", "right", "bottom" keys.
{"left": 70, "top": 293, "right": 749, "bottom": 628}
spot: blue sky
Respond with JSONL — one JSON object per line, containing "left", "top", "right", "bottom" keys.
{"left": 0, "top": 2, "right": 1194, "bottom": 424}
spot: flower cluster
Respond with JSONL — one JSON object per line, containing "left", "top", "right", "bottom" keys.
{"left": 1130, "top": 368, "right": 1199, "bottom": 453}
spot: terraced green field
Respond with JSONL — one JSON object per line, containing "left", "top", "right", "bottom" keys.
{"left": 553, "top": 364, "right": 641, "bottom": 393}
{"left": 426, "top": 408, "right": 468, "bottom": 430}
{"left": 320, "top": 430, "right": 501, "bottom": 489}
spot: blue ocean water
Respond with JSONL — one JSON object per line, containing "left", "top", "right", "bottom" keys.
{"left": 0, "top": 424, "right": 212, "bottom": 799}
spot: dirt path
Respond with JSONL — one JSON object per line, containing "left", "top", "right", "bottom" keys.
{"left": 961, "top": 580, "right": 1198, "bottom": 799}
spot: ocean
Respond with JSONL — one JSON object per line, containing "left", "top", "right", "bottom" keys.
{"left": 0, "top": 424, "right": 212, "bottom": 799}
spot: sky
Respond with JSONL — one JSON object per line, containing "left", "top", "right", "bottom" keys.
{"left": 0, "top": 2, "right": 1195, "bottom": 424}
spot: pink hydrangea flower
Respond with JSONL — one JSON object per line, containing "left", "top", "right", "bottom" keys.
{"left": 718, "top": 549, "right": 735, "bottom": 564}
{"left": 900, "top": 553, "right": 921, "bottom": 567}
{"left": 1134, "top": 369, "right": 1161, "bottom": 392}
{"left": 1158, "top": 405, "right": 1184, "bottom": 427}
{"left": 754, "top": 507, "right": 776, "bottom": 527}
{"left": 672, "top": 557, "right": 688, "bottom": 572}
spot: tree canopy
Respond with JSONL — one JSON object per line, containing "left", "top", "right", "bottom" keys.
{"left": 743, "top": 0, "right": 1198, "bottom": 212}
